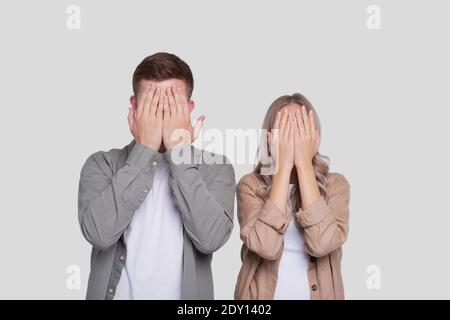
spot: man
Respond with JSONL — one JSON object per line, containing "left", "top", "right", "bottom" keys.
{"left": 78, "top": 52, "right": 235, "bottom": 300}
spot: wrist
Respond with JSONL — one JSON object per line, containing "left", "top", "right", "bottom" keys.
{"left": 136, "top": 139, "right": 160, "bottom": 152}
{"left": 295, "top": 160, "right": 314, "bottom": 173}
{"left": 163, "top": 139, "right": 190, "bottom": 151}
{"left": 163, "top": 129, "right": 192, "bottom": 151}
{"left": 274, "top": 163, "right": 292, "bottom": 179}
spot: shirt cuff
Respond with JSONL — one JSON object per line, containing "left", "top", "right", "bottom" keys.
{"left": 295, "top": 195, "right": 330, "bottom": 228}
{"left": 259, "top": 199, "right": 290, "bottom": 233}
{"left": 125, "top": 143, "right": 160, "bottom": 170}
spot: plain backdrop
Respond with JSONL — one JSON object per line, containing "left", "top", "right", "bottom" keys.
{"left": 0, "top": 0, "right": 449, "bottom": 299}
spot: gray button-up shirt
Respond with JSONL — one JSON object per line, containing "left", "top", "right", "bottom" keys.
{"left": 78, "top": 140, "right": 235, "bottom": 299}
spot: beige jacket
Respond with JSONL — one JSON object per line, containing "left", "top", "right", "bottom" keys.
{"left": 234, "top": 171, "right": 350, "bottom": 300}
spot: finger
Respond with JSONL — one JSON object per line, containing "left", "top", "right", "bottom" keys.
{"left": 294, "top": 110, "right": 301, "bottom": 135}
{"left": 301, "top": 105, "right": 311, "bottom": 134}
{"left": 149, "top": 87, "right": 161, "bottom": 117}
{"left": 280, "top": 109, "right": 288, "bottom": 132}
{"left": 156, "top": 94, "right": 164, "bottom": 121}
{"left": 143, "top": 84, "right": 157, "bottom": 116}
{"left": 192, "top": 115, "right": 205, "bottom": 141}
{"left": 288, "top": 118, "right": 294, "bottom": 141}
{"left": 296, "top": 109, "right": 305, "bottom": 136}
{"left": 127, "top": 107, "right": 135, "bottom": 130}
{"left": 175, "top": 86, "right": 188, "bottom": 119}
{"left": 153, "top": 88, "right": 166, "bottom": 117}
{"left": 167, "top": 87, "right": 177, "bottom": 117}
{"left": 273, "top": 111, "right": 281, "bottom": 129}
{"left": 163, "top": 92, "right": 170, "bottom": 120}
{"left": 284, "top": 115, "right": 292, "bottom": 139}
{"left": 270, "top": 112, "right": 281, "bottom": 145}
{"left": 137, "top": 85, "right": 152, "bottom": 118}
{"left": 172, "top": 86, "right": 182, "bottom": 116}
{"left": 168, "top": 87, "right": 178, "bottom": 117}
{"left": 160, "top": 93, "right": 166, "bottom": 114}
{"left": 309, "top": 109, "right": 317, "bottom": 133}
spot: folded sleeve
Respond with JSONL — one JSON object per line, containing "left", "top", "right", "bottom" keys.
{"left": 295, "top": 172, "right": 350, "bottom": 257}
{"left": 237, "top": 174, "right": 291, "bottom": 261}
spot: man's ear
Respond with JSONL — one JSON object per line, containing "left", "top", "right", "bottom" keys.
{"left": 130, "top": 95, "right": 137, "bottom": 110}
{"left": 188, "top": 100, "right": 195, "bottom": 113}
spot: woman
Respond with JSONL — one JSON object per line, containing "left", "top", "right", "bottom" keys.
{"left": 234, "top": 93, "right": 350, "bottom": 300}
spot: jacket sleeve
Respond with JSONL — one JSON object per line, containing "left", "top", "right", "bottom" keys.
{"left": 295, "top": 173, "right": 350, "bottom": 257}
{"left": 237, "top": 175, "right": 291, "bottom": 261}
{"left": 78, "top": 143, "right": 160, "bottom": 251}
{"left": 163, "top": 146, "right": 236, "bottom": 254}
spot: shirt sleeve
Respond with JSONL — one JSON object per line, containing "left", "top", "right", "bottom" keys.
{"left": 295, "top": 172, "right": 351, "bottom": 257}
{"left": 236, "top": 174, "right": 291, "bottom": 261}
{"left": 78, "top": 143, "right": 160, "bottom": 250}
{"left": 163, "top": 145, "right": 236, "bottom": 254}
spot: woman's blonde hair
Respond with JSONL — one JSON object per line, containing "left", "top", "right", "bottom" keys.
{"left": 254, "top": 93, "right": 330, "bottom": 210}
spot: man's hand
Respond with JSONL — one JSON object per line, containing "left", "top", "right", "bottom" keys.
{"left": 162, "top": 86, "right": 204, "bottom": 150}
{"left": 128, "top": 85, "right": 163, "bottom": 151}
{"left": 293, "top": 105, "right": 320, "bottom": 169}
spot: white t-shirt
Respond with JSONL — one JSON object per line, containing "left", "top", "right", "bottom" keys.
{"left": 114, "top": 158, "right": 184, "bottom": 300}
{"left": 273, "top": 184, "right": 310, "bottom": 300}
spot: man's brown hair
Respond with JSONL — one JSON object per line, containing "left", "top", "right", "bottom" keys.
{"left": 132, "top": 52, "right": 194, "bottom": 99}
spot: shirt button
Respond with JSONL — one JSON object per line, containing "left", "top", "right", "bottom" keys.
{"left": 119, "top": 255, "right": 124, "bottom": 261}
{"left": 108, "top": 288, "right": 114, "bottom": 294}
{"left": 152, "top": 160, "right": 158, "bottom": 166}
{"left": 311, "top": 284, "right": 318, "bottom": 291}
{"left": 144, "top": 189, "right": 148, "bottom": 193}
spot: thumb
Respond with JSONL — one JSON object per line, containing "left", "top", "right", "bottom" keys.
{"left": 192, "top": 115, "right": 205, "bottom": 141}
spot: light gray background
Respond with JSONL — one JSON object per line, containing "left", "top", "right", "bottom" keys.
{"left": 0, "top": 0, "right": 449, "bottom": 299}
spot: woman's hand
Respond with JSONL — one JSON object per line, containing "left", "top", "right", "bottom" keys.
{"left": 271, "top": 109, "right": 294, "bottom": 176}
{"left": 293, "top": 105, "right": 320, "bottom": 169}
{"left": 293, "top": 105, "right": 321, "bottom": 213}
{"left": 268, "top": 109, "right": 294, "bottom": 214}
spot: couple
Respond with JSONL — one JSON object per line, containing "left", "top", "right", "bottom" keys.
{"left": 77, "top": 52, "right": 351, "bottom": 300}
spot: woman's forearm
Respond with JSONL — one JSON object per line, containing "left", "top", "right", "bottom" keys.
{"left": 296, "top": 161, "right": 321, "bottom": 209}
{"left": 268, "top": 168, "right": 291, "bottom": 213}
